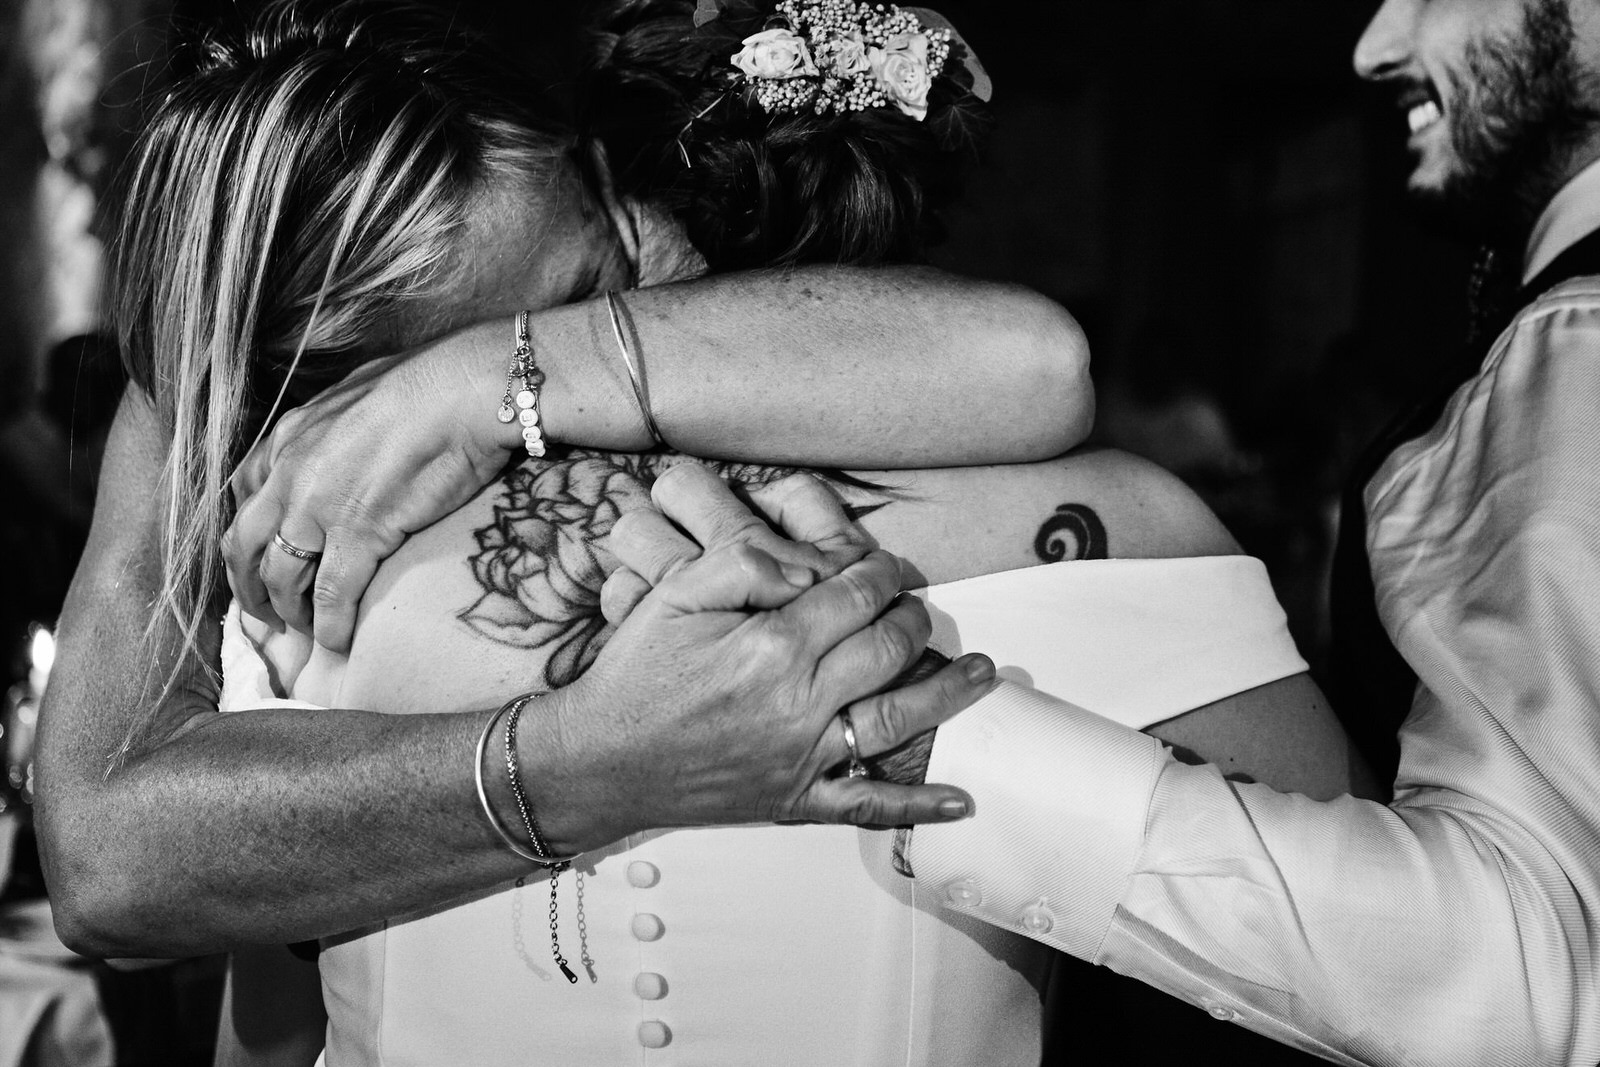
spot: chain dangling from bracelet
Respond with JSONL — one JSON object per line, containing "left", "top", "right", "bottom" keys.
{"left": 502, "top": 697, "right": 592, "bottom": 984}
{"left": 545, "top": 862, "right": 575, "bottom": 983}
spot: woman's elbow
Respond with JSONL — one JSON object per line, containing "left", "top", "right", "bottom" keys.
{"left": 36, "top": 796, "right": 181, "bottom": 958}
{"left": 40, "top": 845, "right": 135, "bottom": 957}
{"left": 994, "top": 286, "right": 1094, "bottom": 455}
{"left": 47, "top": 873, "right": 135, "bottom": 959}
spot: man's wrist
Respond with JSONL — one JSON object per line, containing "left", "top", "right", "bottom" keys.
{"left": 870, "top": 729, "right": 936, "bottom": 786}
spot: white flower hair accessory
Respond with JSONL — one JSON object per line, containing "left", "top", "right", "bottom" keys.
{"left": 723, "top": 0, "right": 985, "bottom": 121}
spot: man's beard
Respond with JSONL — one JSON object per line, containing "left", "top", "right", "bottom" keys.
{"left": 1419, "top": 0, "right": 1600, "bottom": 245}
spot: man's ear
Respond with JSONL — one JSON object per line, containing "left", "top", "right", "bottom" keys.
{"left": 587, "top": 139, "right": 642, "bottom": 287}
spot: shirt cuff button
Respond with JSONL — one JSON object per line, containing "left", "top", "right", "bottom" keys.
{"left": 1018, "top": 902, "right": 1055, "bottom": 934}
{"left": 944, "top": 879, "right": 983, "bottom": 907}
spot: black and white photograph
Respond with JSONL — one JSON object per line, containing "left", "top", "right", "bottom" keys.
{"left": 1, "top": 0, "right": 1596, "bottom": 1063}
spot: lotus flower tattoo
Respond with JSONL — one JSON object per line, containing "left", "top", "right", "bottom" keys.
{"left": 458, "top": 452, "right": 874, "bottom": 690}
{"left": 459, "top": 454, "right": 659, "bottom": 686}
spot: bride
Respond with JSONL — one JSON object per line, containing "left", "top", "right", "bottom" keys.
{"left": 37, "top": 1, "right": 1371, "bottom": 1064}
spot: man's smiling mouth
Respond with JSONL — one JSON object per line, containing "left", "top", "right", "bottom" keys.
{"left": 1408, "top": 99, "right": 1443, "bottom": 135}
{"left": 1397, "top": 82, "right": 1444, "bottom": 138}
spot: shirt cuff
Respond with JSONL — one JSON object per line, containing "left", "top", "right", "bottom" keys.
{"left": 908, "top": 679, "right": 1168, "bottom": 961}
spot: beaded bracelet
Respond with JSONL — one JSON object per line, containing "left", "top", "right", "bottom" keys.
{"left": 496, "top": 310, "right": 546, "bottom": 458}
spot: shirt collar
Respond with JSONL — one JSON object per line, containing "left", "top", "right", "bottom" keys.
{"left": 1523, "top": 157, "right": 1600, "bottom": 283}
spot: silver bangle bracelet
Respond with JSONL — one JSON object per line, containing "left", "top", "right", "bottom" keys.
{"left": 605, "top": 290, "right": 665, "bottom": 447}
{"left": 473, "top": 699, "right": 576, "bottom": 867}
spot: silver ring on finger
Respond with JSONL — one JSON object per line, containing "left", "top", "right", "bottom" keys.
{"left": 271, "top": 532, "right": 323, "bottom": 562}
{"left": 838, "top": 710, "right": 872, "bottom": 779}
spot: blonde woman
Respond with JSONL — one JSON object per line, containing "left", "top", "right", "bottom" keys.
{"left": 40, "top": 0, "right": 1068, "bottom": 946}
{"left": 37, "top": 1, "right": 1368, "bottom": 1063}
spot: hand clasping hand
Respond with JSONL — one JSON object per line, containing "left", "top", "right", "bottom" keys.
{"left": 539, "top": 503, "right": 985, "bottom": 841}
{"left": 577, "top": 464, "right": 992, "bottom": 823}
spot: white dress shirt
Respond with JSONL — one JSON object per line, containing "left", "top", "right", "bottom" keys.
{"left": 912, "top": 175, "right": 1600, "bottom": 1065}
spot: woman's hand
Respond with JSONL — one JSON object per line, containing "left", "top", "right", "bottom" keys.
{"left": 225, "top": 336, "right": 511, "bottom": 652}
{"left": 547, "top": 488, "right": 988, "bottom": 843}
{"left": 598, "top": 465, "right": 990, "bottom": 803}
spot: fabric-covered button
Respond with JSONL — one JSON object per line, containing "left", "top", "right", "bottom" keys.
{"left": 1208, "top": 1005, "right": 1233, "bottom": 1021}
{"left": 627, "top": 860, "right": 661, "bottom": 888}
{"left": 1201, "top": 997, "right": 1238, "bottom": 1022}
{"left": 638, "top": 1020, "right": 671, "bottom": 1048}
{"left": 634, "top": 972, "right": 668, "bottom": 1000}
{"left": 1018, "top": 903, "right": 1055, "bottom": 934}
{"left": 631, "top": 913, "right": 665, "bottom": 942}
{"left": 944, "top": 879, "right": 982, "bottom": 907}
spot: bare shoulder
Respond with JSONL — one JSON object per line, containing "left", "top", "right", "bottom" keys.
{"left": 1043, "top": 449, "right": 1239, "bottom": 558}
{"left": 337, "top": 449, "right": 845, "bottom": 712}
{"left": 334, "top": 444, "right": 1240, "bottom": 707}
{"left": 855, "top": 447, "right": 1240, "bottom": 587}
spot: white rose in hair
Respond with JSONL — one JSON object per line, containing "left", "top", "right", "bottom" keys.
{"left": 732, "top": 28, "right": 817, "bottom": 80}
{"left": 869, "top": 32, "right": 933, "bottom": 120}
{"left": 814, "top": 32, "right": 870, "bottom": 77}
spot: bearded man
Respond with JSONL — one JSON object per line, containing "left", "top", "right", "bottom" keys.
{"left": 1331, "top": 0, "right": 1600, "bottom": 785}
{"left": 608, "top": 0, "right": 1600, "bottom": 1062}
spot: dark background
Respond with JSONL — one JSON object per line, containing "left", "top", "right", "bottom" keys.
{"left": 0, "top": 1, "right": 1472, "bottom": 1063}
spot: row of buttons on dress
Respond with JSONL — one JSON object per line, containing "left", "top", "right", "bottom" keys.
{"left": 942, "top": 879, "right": 1057, "bottom": 935}
{"left": 627, "top": 859, "right": 672, "bottom": 1049}
{"left": 943, "top": 879, "right": 1247, "bottom": 1026}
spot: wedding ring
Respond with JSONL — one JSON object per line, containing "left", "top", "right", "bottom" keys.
{"left": 271, "top": 532, "right": 323, "bottom": 562}
{"left": 838, "top": 710, "right": 871, "bottom": 779}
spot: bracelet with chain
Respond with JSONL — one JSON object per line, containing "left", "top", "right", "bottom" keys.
{"left": 504, "top": 696, "right": 584, "bottom": 983}
{"left": 497, "top": 310, "right": 547, "bottom": 458}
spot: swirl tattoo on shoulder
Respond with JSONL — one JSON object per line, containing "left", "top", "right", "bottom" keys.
{"left": 1033, "top": 502, "right": 1108, "bottom": 562}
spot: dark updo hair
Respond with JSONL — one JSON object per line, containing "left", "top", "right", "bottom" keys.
{"left": 579, "top": 0, "right": 991, "bottom": 271}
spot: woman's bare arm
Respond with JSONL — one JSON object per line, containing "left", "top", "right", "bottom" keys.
{"left": 533, "top": 267, "right": 1091, "bottom": 465}
{"left": 33, "top": 391, "right": 985, "bottom": 957}
{"left": 225, "top": 265, "right": 1090, "bottom": 651}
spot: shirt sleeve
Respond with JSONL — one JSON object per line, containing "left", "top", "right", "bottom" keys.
{"left": 912, "top": 682, "right": 1598, "bottom": 1066}
{"left": 909, "top": 296, "right": 1600, "bottom": 1067}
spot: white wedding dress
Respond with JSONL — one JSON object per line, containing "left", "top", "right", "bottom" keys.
{"left": 220, "top": 556, "right": 1304, "bottom": 1066}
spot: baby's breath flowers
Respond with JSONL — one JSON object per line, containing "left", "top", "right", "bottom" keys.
{"left": 728, "top": 0, "right": 953, "bottom": 120}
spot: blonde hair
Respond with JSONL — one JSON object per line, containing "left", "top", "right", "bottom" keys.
{"left": 110, "top": 0, "right": 569, "bottom": 751}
